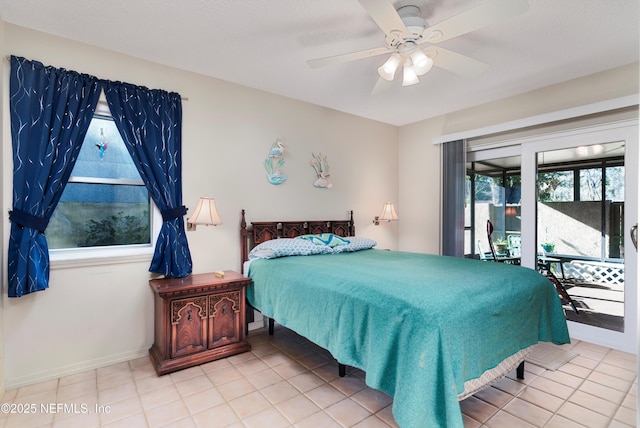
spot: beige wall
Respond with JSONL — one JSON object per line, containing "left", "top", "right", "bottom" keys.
{"left": 398, "top": 63, "right": 639, "bottom": 255}
{"left": 1, "top": 24, "right": 399, "bottom": 388}
{"left": 439, "top": 63, "right": 639, "bottom": 137}
{"left": 397, "top": 116, "right": 445, "bottom": 254}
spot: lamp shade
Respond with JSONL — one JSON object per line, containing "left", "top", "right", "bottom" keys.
{"left": 412, "top": 53, "right": 433, "bottom": 76}
{"left": 188, "top": 197, "right": 222, "bottom": 226}
{"left": 377, "top": 53, "right": 401, "bottom": 81}
{"left": 402, "top": 60, "right": 419, "bottom": 86}
{"left": 410, "top": 49, "right": 428, "bottom": 68}
{"left": 378, "top": 202, "right": 399, "bottom": 221}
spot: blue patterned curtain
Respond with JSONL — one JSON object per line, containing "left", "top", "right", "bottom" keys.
{"left": 8, "top": 56, "right": 103, "bottom": 297}
{"left": 104, "top": 82, "right": 192, "bottom": 277}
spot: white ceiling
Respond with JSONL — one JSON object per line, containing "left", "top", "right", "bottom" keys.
{"left": 0, "top": 0, "right": 638, "bottom": 126}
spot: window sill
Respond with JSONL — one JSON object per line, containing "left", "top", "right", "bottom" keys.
{"left": 50, "top": 246, "right": 154, "bottom": 270}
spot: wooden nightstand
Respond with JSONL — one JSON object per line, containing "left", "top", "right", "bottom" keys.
{"left": 149, "top": 271, "right": 252, "bottom": 375}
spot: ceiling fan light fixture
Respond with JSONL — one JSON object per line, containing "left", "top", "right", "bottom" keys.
{"left": 410, "top": 49, "right": 428, "bottom": 67}
{"left": 308, "top": 0, "right": 531, "bottom": 91}
{"left": 402, "top": 60, "right": 419, "bottom": 86}
{"left": 413, "top": 54, "right": 434, "bottom": 76}
{"left": 377, "top": 53, "right": 401, "bottom": 81}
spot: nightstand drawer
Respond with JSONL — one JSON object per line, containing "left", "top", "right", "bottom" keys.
{"left": 170, "top": 296, "right": 208, "bottom": 358}
{"left": 209, "top": 290, "right": 242, "bottom": 348}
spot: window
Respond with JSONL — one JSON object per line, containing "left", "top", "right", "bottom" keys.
{"left": 535, "top": 146, "right": 625, "bottom": 260}
{"left": 47, "top": 106, "right": 152, "bottom": 252}
{"left": 464, "top": 156, "right": 521, "bottom": 259}
{"left": 537, "top": 170, "right": 574, "bottom": 202}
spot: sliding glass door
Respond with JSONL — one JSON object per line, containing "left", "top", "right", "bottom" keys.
{"left": 521, "top": 122, "right": 637, "bottom": 351}
{"left": 464, "top": 120, "right": 637, "bottom": 351}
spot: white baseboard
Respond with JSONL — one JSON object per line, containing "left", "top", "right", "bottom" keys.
{"left": 5, "top": 347, "right": 150, "bottom": 390}
{"left": 7, "top": 310, "right": 268, "bottom": 390}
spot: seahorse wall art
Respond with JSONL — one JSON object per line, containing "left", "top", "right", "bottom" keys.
{"left": 310, "top": 152, "right": 332, "bottom": 189}
{"left": 264, "top": 138, "right": 287, "bottom": 185}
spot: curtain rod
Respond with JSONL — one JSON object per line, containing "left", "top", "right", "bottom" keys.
{"left": 4, "top": 55, "right": 188, "bottom": 101}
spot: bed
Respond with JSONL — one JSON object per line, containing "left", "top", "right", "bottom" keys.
{"left": 239, "top": 210, "right": 570, "bottom": 428}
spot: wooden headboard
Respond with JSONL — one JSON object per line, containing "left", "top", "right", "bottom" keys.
{"left": 240, "top": 209, "right": 355, "bottom": 266}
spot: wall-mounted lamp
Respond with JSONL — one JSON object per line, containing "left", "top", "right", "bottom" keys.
{"left": 187, "top": 197, "right": 222, "bottom": 231}
{"left": 373, "top": 202, "right": 399, "bottom": 226}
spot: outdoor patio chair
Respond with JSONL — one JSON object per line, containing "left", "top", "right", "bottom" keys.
{"left": 486, "top": 220, "right": 499, "bottom": 262}
{"left": 508, "top": 235, "right": 521, "bottom": 257}
{"left": 538, "top": 260, "right": 580, "bottom": 313}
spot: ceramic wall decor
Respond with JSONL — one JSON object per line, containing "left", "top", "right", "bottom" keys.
{"left": 264, "top": 138, "right": 287, "bottom": 185}
{"left": 310, "top": 152, "right": 332, "bottom": 188}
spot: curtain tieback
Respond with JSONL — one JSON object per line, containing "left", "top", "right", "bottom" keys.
{"left": 161, "top": 206, "right": 187, "bottom": 222}
{"left": 9, "top": 209, "right": 49, "bottom": 233}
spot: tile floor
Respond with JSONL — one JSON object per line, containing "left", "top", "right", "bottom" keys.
{"left": 0, "top": 325, "right": 636, "bottom": 428}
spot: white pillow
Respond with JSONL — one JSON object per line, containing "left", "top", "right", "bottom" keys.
{"left": 331, "top": 236, "right": 377, "bottom": 253}
{"left": 248, "top": 238, "right": 333, "bottom": 260}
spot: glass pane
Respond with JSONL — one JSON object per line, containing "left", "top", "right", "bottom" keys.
{"left": 606, "top": 166, "right": 624, "bottom": 201}
{"left": 464, "top": 229, "right": 471, "bottom": 255}
{"left": 538, "top": 169, "right": 597, "bottom": 257}
{"left": 474, "top": 174, "right": 494, "bottom": 202}
{"left": 464, "top": 174, "right": 472, "bottom": 255}
{"left": 72, "top": 116, "right": 142, "bottom": 181}
{"left": 48, "top": 114, "right": 151, "bottom": 250}
{"left": 472, "top": 172, "right": 500, "bottom": 258}
{"left": 536, "top": 142, "right": 625, "bottom": 332}
{"left": 537, "top": 171, "right": 574, "bottom": 202}
{"left": 48, "top": 183, "right": 150, "bottom": 249}
{"left": 580, "top": 168, "right": 602, "bottom": 201}
{"left": 464, "top": 175, "right": 471, "bottom": 228}
{"left": 465, "top": 156, "right": 521, "bottom": 260}
{"left": 606, "top": 166, "right": 625, "bottom": 258}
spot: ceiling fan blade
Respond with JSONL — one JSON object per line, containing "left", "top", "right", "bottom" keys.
{"left": 423, "top": 0, "right": 529, "bottom": 44}
{"left": 428, "top": 47, "right": 489, "bottom": 77}
{"left": 357, "top": 0, "right": 411, "bottom": 40}
{"left": 307, "top": 46, "right": 393, "bottom": 68}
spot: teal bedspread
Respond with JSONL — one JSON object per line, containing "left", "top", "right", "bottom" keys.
{"left": 247, "top": 249, "right": 570, "bottom": 428}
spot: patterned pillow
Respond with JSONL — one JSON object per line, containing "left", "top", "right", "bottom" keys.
{"left": 248, "top": 238, "right": 333, "bottom": 260}
{"left": 297, "top": 233, "right": 351, "bottom": 248}
{"left": 331, "top": 236, "right": 377, "bottom": 253}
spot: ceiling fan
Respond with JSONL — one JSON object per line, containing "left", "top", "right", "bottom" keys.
{"left": 307, "top": 0, "right": 529, "bottom": 87}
